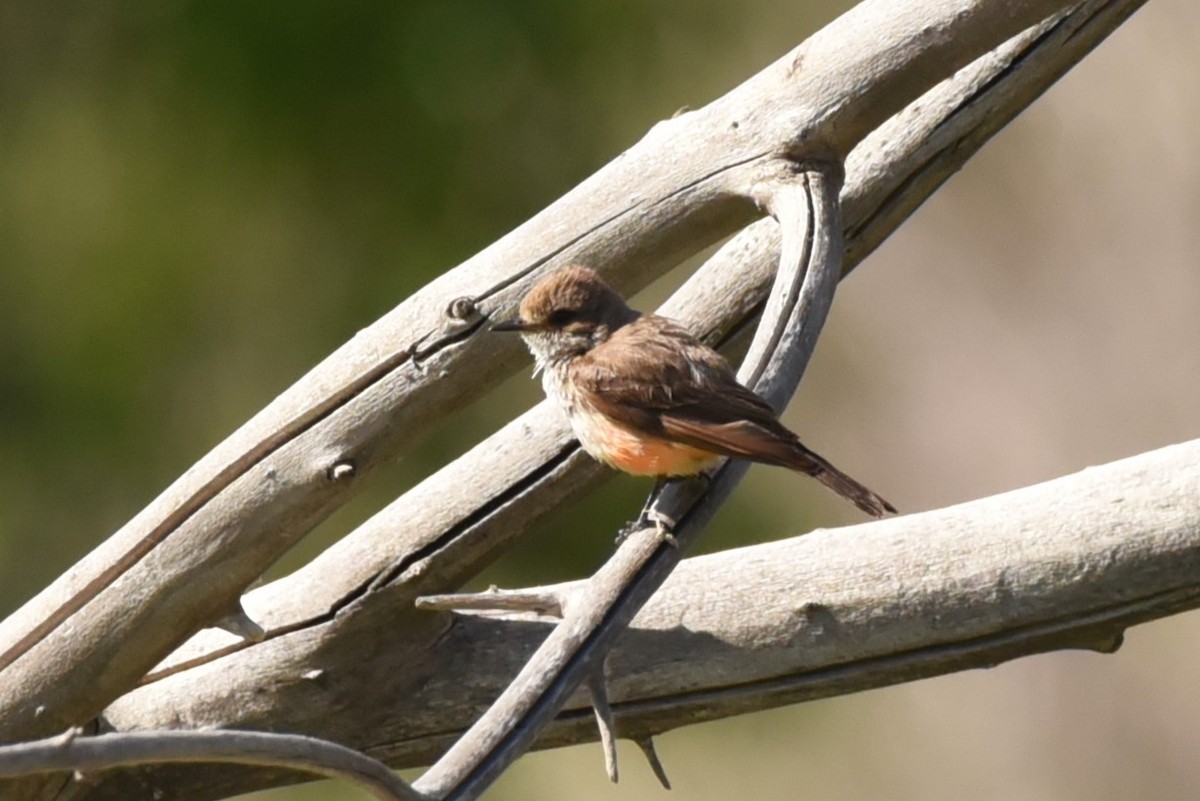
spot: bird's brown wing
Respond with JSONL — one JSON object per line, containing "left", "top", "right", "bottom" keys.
{"left": 570, "top": 315, "right": 798, "bottom": 462}
{"left": 572, "top": 314, "right": 897, "bottom": 517}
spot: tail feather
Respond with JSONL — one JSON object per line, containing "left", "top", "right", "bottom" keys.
{"left": 653, "top": 415, "right": 895, "bottom": 517}
{"left": 784, "top": 443, "right": 896, "bottom": 518}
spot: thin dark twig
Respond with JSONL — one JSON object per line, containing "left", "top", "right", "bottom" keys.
{"left": 0, "top": 729, "right": 424, "bottom": 801}
{"left": 414, "top": 160, "right": 846, "bottom": 801}
{"left": 635, "top": 738, "right": 672, "bottom": 790}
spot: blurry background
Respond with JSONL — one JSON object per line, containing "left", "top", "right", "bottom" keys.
{"left": 1, "top": 1, "right": 1198, "bottom": 799}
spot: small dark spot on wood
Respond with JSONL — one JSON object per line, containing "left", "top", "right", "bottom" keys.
{"left": 446, "top": 296, "right": 478, "bottom": 321}
{"left": 789, "top": 50, "right": 805, "bottom": 77}
{"left": 796, "top": 601, "right": 838, "bottom": 638}
{"left": 327, "top": 461, "right": 356, "bottom": 482}
{"left": 730, "top": 120, "right": 740, "bottom": 130}
{"left": 411, "top": 346, "right": 429, "bottom": 373}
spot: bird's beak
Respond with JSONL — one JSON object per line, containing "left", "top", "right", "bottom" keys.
{"left": 491, "top": 318, "right": 531, "bottom": 333}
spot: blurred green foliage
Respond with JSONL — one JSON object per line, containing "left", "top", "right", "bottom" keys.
{"left": 0, "top": 1, "right": 844, "bottom": 614}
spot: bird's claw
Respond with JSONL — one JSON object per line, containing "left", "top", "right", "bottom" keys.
{"left": 615, "top": 510, "right": 679, "bottom": 548}
{"left": 614, "top": 521, "right": 639, "bottom": 545}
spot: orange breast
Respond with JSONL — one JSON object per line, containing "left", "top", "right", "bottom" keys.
{"left": 571, "top": 407, "right": 720, "bottom": 477}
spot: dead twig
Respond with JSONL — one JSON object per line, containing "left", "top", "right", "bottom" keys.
{"left": 0, "top": 728, "right": 423, "bottom": 801}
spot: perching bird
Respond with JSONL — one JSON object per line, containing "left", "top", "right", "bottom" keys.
{"left": 492, "top": 266, "right": 895, "bottom": 520}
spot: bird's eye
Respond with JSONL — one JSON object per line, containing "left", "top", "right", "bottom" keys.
{"left": 546, "top": 308, "right": 576, "bottom": 327}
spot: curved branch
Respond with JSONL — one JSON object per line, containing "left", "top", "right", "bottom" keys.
{"left": 0, "top": 0, "right": 1075, "bottom": 745}
{"left": 741, "top": 163, "right": 843, "bottom": 400}
{"left": 408, "top": 439, "right": 1200, "bottom": 747}
{"left": 62, "top": 6, "right": 1151, "bottom": 800}
{"left": 142, "top": 0, "right": 1132, "bottom": 686}
{"left": 416, "top": 160, "right": 846, "bottom": 801}
{"left": 0, "top": 729, "right": 422, "bottom": 801}
{"left": 92, "top": 438, "right": 1200, "bottom": 801}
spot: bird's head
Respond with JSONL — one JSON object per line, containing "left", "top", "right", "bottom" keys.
{"left": 492, "top": 266, "right": 640, "bottom": 369}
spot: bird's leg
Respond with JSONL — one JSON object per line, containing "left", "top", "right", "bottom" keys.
{"left": 647, "top": 469, "right": 717, "bottom": 546}
{"left": 617, "top": 477, "right": 681, "bottom": 547}
{"left": 638, "top": 477, "right": 667, "bottom": 527}
{"left": 616, "top": 477, "right": 666, "bottom": 544}
{"left": 651, "top": 467, "right": 725, "bottom": 546}
{"left": 644, "top": 480, "right": 679, "bottom": 547}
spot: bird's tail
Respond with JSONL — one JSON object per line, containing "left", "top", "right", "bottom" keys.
{"left": 784, "top": 442, "right": 896, "bottom": 518}
{"left": 656, "top": 414, "right": 896, "bottom": 517}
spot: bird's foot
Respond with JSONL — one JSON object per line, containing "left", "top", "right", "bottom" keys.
{"left": 655, "top": 523, "right": 679, "bottom": 548}
{"left": 648, "top": 506, "right": 679, "bottom": 547}
{"left": 615, "top": 509, "right": 678, "bottom": 548}
{"left": 615, "top": 514, "right": 650, "bottom": 545}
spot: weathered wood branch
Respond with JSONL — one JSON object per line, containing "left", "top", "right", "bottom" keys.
{"left": 0, "top": 0, "right": 1155, "bottom": 797}
{"left": 0, "top": 0, "right": 1080, "bottom": 747}
{"left": 35, "top": 3, "right": 1149, "bottom": 800}
{"left": 1, "top": 0, "right": 1088, "bottom": 749}
{"left": 411, "top": 437, "right": 1199, "bottom": 746}
{"left": 415, "top": 161, "right": 846, "bottom": 800}
{"left": 98, "top": 0, "right": 1138, "bottom": 714}
{"left": 91, "top": 439, "right": 1200, "bottom": 799}
{"left": 0, "top": 730, "right": 421, "bottom": 801}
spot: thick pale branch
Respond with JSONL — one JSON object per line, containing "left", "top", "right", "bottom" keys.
{"left": 33, "top": 3, "right": 1147, "bottom": 799}
{"left": 0, "top": 1, "right": 1154, "bottom": 799}
{"left": 414, "top": 440, "right": 1200, "bottom": 745}
{"left": 126, "top": 0, "right": 1132, "bottom": 695}
{"left": 0, "top": 0, "right": 1077, "bottom": 745}
{"left": 92, "top": 440, "right": 1200, "bottom": 800}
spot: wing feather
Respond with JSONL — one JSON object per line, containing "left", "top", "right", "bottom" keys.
{"left": 569, "top": 313, "right": 897, "bottom": 517}
{"left": 569, "top": 314, "right": 788, "bottom": 455}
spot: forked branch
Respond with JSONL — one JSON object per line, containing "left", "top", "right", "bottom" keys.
{"left": 415, "top": 163, "right": 846, "bottom": 800}
{"left": 0, "top": 0, "right": 1080, "bottom": 747}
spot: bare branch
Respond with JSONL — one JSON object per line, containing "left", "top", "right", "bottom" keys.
{"left": 38, "top": 4, "right": 1150, "bottom": 799}
{"left": 0, "top": 0, "right": 1078, "bottom": 746}
{"left": 415, "top": 590, "right": 568, "bottom": 619}
{"left": 634, "top": 739, "right": 671, "bottom": 791}
{"left": 584, "top": 669, "right": 618, "bottom": 783}
{"left": 413, "top": 160, "right": 846, "bottom": 801}
{"left": 89, "top": 438, "right": 1200, "bottom": 801}
{"left": 0, "top": 729, "right": 422, "bottom": 801}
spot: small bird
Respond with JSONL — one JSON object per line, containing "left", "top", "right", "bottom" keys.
{"left": 492, "top": 266, "right": 895, "bottom": 524}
